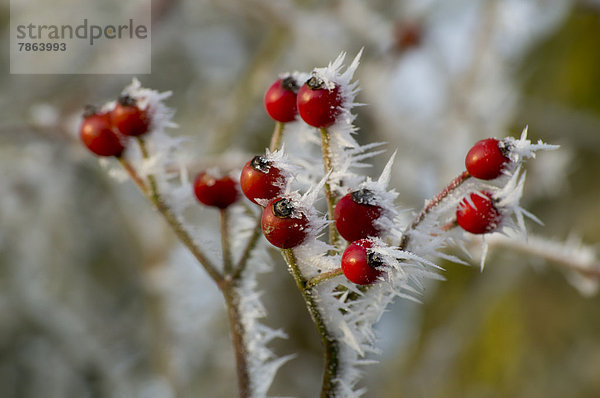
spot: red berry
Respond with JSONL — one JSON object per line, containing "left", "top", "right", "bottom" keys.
{"left": 297, "top": 76, "right": 342, "bottom": 128}
{"left": 240, "top": 156, "right": 285, "bottom": 205}
{"left": 80, "top": 109, "right": 125, "bottom": 157}
{"left": 334, "top": 189, "right": 383, "bottom": 242}
{"left": 341, "top": 239, "right": 385, "bottom": 285}
{"left": 261, "top": 197, "right": 309, "bottom": 248}
{"left": 111, "top": 95, "right": 150, "bottom": 136}
{"left": 456, "top": 191, "right": 501, "bottom": 234}
{"left": 465, "top": 138, "right": 510, "bottom": 180}
{"left": 193, "top": 172, "right": 239, "bottom": 209}
{"left": 264, "top": 77, "right": 299, "bottom": 123}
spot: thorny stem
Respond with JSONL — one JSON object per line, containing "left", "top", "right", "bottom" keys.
{"left": 400, "top": 170, "right": 471, "bottom": 250}
{"left": 306, "top": 268, "right": 344, "bottom": 289}
{"left": 319, "top": 127, "right": 342, "bottom": 250}
{"left": 220, "top": 209, "right": 234, "bottom": 274}
{"left": 282, "top": 249, "right": 339, "bottom": 397}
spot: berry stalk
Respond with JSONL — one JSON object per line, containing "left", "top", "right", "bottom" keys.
{"left": 400, "top": 170, "right": 471, "bottom": 250}
{"left": 306, "top": 268, "right": 344, "bottom": 289}
{"left": 319, "top": 127, "right": 342, "bottom": 250}
{"left": 269, "top": 121, "right": 285, "bottom": 152}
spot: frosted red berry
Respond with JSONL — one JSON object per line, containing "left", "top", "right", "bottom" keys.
{"left": 111, "top": 95, "right": 150, "bottom": 137}
{"left": 80, "top": 108, "right": 125, "bottom": 157}
{"left": 341, "top": 239, "right": 385, "bottom": 285}
{"left": 456, "top": 191, "right": 501, "bottom": 234}
{"left": 193, "top": 172, "right": 239, "bottom": 209}
{"left": 465, "top": 138, "right": 510, "bottom": 180}
{"left": 240, "top": 156, "right": 285, "bottom": 205}
{"left": 264, "top": 77, "right": 299, "bottom": 123}
{"left": 261, "top": 197, "right": 309, "bottom": 248}
{"left": 297, "top": 76, "right": 342, "bottom": 128}
{"left": 334, "top": 189, "right": 383, "bottom": 242}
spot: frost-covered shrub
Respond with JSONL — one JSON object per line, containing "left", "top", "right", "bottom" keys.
{"left": 71, "top": 48, "right": 600, "bottom": 398}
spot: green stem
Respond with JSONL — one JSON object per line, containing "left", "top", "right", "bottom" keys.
{"left": 400, "top": 170, "right": 471, "bottom": 250}
{"left": 306, "top": 268, "right": 343, "bottom": 289}
{"left": 282, "top": 249, "right": 339, "bottom": 397}
{"left": 269, "top": 122, "right": 285, "bottom": 152}
{"left": 220, "top": 209, "right": 234, "bottom": 275}
{"left": 319, "top": 128, "right": 342, "bottom": 250}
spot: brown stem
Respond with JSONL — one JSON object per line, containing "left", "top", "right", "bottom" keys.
{"left": 126, "top": 138, "right": 223, "bottom": 284}
{"left": 220, "top": 209, "right": 234, "bottom": 275}
{"left": 400, "top": 170, "right": 470, "bottom": 249}
{"left": 223, "top": 284, "right": 251, "bottom": 398}
{"left": 319, "top": 128, "right": 342, "bottom": 250}
{"left": 282, "top": 249, "right": 339, "bottom": 397}
{"left": 118, "top": 156, "right": 149, "bottom": 193}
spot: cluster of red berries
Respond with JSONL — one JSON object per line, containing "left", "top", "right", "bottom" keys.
{"left": 239, "top": 142, "right": 390, "bottom": 283}
{"left": 264, "top": 75, "right": 342, "bottom": 128}
{"left": 456, "top": 138, "right": 512, "bottom": 234}
{"left": 79, "top": 95, "right": 151, "bottom": 157}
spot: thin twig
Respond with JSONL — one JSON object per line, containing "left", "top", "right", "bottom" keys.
{"left": 118, "top": 157, "right": 149, "bottom": 194}
{"left": 231, "top": 216, "right": 262, "bottom": 280}
{"left": 282, "top": 249, "right": 339, "bottom": 397}
{"left": 306, "top": 268, "right": 344, "bottom": 289}
{"left": 319, "top": 127, "right": 342, "bottom": 250}
{"left": 220, "top": 209, "right": 234, "bottom": 275}
{"left": 127, "top": 138, "right": 223, "bottom": 285}
{"left": 222, "top": 286, "right": 251, "bottom": 398}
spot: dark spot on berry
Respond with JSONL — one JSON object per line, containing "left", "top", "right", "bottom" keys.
{"left": 306, "top": 75, "right": 325, "bottom": 90}
{"left": 367, "top": 250, "right": 384, "bottom": 269}
{"left": 118, "top": 94, "right": 137, "bottom": 107}
{"left": 273, "top": 198, "right": 294, "bottom": 218}
{"left": 351, "top": 189, "right": 377, "bottom": 205}
{"left": 281, "top": 76, "right": 299, "bottom": 92}
{"left": 83, "top": 105, "right": 98, "bottom": 118}
{"left": 250, "top": 155, "right": 271, "bottom": 173}
{"left": 498, "top": 140, "right": 512, "bottom": 158}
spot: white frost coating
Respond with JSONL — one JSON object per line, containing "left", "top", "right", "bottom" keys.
{"left": 309, "top": 238, "right": 442, "bottom": 396}
{"left": 229, "top": 205, "right": 295, "bottom": 397}
{"left": 308, "top": 51, "right": 381, "bottom": 197}
{"left": 503, "top": 126, "right": 560, "bottom": 163}
{"left": 485, "top": 233, "right": 600, "bottom": 297}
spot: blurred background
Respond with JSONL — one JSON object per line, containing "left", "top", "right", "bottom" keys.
{"left": 1, "top": 0, "right": 600, "bottom": 397}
